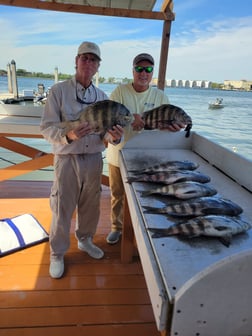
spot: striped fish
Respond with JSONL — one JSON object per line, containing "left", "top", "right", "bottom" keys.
{"left": 127, "top": 170, "right": 210, "bottom": 184}
{"left": 141, "top": 181, "right": 217, "bottom": 199}
{"left": 57, "top": 100, "right": 132, "bottom": 137}
{"left": 142, "top": 104, "right": 192, "bottom": 137}
{"left": 129, "top": 160, "right": 199, "bottom": 174}
{"left": 148, "top": 215, "right": 252, "bottom": 247}
{"left": 143, "top": 197, "right": 243, "bottom": 217}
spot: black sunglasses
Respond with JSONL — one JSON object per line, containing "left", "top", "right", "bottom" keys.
{"left": 76, "top": 83, "right": 97, "bottom": 105}
{"left": 134, "top": 66, "right": 153, "bottom": 73}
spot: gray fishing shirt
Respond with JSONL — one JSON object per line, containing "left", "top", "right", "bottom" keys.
{"left": 40, "top": 77, "right": 111, "bottom": 155}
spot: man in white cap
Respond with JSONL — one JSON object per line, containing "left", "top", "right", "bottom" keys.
{"left": 106, "top": 53, "right": 185, "bottom": 244}
{"left": 41, "top": 41, "right": 123, "bottom": 278}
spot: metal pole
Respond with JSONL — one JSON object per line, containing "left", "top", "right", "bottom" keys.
{"left": 11, "top": 60, "right": 18, "bottom": 99}
{"left": 54, "top": 66, "right": 59, "bottom": 83}
{"left": 7, "top": 63, "right": 13, "bottom": 93}
{"left": 95, "top": 72, "right": 99, "bottom": 87}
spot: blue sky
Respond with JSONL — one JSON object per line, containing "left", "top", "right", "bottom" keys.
{"left": 0, "top": 0, "right": 251, "bottom": 82}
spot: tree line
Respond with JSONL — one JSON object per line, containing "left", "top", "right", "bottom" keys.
{"left": 0, "top": 68, "right": 132, "bottom": 84}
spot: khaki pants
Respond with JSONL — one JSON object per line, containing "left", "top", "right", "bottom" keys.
{"left": 49, "top": 153, "right": 103, "bottom": 258}
{"left": 108, "top": 163, "right": 124, "bottom": 232}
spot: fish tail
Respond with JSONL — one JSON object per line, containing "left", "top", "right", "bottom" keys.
{"left": 126, "top": 176, "right": 137, "bottom": 183}
{"left": 148, "top": 228, "right": 172, "bottom": 238}
{"left": 141, "top": 190, "right": 152, "bottom": 197}
{"left": 185, "top": 123, "right": 192, "bottom": 137}
{"left": 143, "top": 206, "right": 162, "bottom": 214}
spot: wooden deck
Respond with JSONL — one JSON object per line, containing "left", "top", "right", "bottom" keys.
{"left": 0, "top": 180, "right": 160, "bottom": 336}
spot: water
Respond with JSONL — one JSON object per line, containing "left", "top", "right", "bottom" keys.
{"left": 166, "top": 87, "right": 252, "bottom": 160}
{"left": 0, "top": 76, "right": 55, "bottom": 95}
{"left": 1, "top": 76, "right": 252, "bottom": 180}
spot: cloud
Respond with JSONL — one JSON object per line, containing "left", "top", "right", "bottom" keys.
{"left": 0, "top": 6, "right": 251, "bottom": 83}
{"left": 168, "top": 17, "right": 252, "bottom": 81}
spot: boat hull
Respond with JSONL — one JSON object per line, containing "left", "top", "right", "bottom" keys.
{"left": 208, "top": 103, "right": 224, "bottom": 109}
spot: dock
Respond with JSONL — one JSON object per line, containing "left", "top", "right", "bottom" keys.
{"left": 0, "top": 180, "right": 159, "bottom": 336}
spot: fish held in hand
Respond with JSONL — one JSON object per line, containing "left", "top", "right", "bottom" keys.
{"left": 142, "top": 104, "right": 192, "bottom": 137}
{"left": 129, "top": 160, "right": 199, "bottom": 174}
{"left": 127, "top": 170, "right": 210, "bottom": 184}
{"left": 143, "top": 197, "right": 243, "bottom": 217}
{"left": 58, "top": 100, "right": 132, "bottom": 137}
{"left": 141, "top": 181, "right": 217, "bottom": 199}
{"left": 148, "top": 215, "right": 252, "bottom": 247}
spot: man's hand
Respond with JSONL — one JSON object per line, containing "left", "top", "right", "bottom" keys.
{"left": 131, "top": 114, "right": 145, "bottom": 131}
{"left": 160, "top": 122, "right": 186, "bottom": 132}
{"left": 108, "top": 125, "right": 124, "bottom": 142}
{"left": 66, "top": 122, "right": 92, "bottom": 141}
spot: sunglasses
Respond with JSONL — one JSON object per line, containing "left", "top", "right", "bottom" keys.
{"left": 134, "top": 66, "right": 153, "bottom": 73}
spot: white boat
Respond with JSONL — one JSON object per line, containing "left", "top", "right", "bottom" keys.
{"left": 208, "top": 97, "right": 225, "bottom": 109}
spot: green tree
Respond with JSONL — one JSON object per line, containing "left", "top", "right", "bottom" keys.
{"left": 99, "top": 77, "right": 106, "bottom": 83}
{"left": 108, "top": 77, "right": 115, "bottom": 84}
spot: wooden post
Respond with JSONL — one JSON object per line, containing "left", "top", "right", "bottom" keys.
{"left": 157, "top": 19, "right": 172, "bottom": 90}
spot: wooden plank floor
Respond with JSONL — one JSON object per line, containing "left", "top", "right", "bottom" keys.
{"left": 0, "top": 180, "right": 160, "bottom": 336}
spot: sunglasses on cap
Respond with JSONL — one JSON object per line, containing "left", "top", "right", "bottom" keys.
{"left": 134, "top": 66, "right": 153, "bottom": 73}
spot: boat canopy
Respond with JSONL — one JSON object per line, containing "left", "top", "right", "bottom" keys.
{"left": 0, "top": 0, "right": 175, "bottom": 90}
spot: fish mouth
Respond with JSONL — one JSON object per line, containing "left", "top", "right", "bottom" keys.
{"left": 125, "top": 116, "right": 133, "bottom": 122}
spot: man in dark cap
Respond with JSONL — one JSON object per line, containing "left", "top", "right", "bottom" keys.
{"left": 106, "top": 53, "right": 184, "bottom": 244}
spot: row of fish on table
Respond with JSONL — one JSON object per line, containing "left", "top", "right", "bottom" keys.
{"left": 127, "top": 159, "right": 252, "bottom": 247}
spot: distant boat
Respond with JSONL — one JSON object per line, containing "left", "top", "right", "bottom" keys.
{"left": 208, "top": 98, "right": 225, "bottom": 109}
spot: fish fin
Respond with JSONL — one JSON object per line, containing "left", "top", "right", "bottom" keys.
{"left": 143, "top": 206, "right": 160, "bottom": 213}
{"left": 187, "top": 234, "right": 200, "bottom": 239}
{"left": 141, "top": 190, "right": 152, "bottom": 197}
{"left": 218, "top": 235, "right": 232, "bottom": 247}
{"left": 144, "top": 125, "right": 153, "bottom": 130}
{"left": 203, "top": 207, "right": 224, "bottom": 215}
{"left": 168, "top": 213, "right": 196, "bottom": 218}
{"left": 215, "top": 225, "right": 229, "bottom": 231}
{"left": 126, "top": 175, "right": 139, "bottom": 183}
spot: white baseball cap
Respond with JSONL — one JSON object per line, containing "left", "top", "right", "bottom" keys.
{"left": 77, "top": 41, "right": 101, "bottom": 60}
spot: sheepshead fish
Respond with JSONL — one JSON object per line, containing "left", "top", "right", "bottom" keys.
{"left": 127, "top": 170, "right": 210, "bottom": 185}
{"left": 143, "top": 197, "right": 243, "bottom": 217}
{"left": 148, "top": 215, "right": 252, "bottom": 247}
{"left": 57, "top": 100, "right": 132, "bottom": 137}
{"left": 129, "top": 160, "right": 199, "bottom": 174}
{"left": 142, "top": 104, "right": 192, "bottom": 137}
{"left": 141, "top": 181, "right": 217, "bottom": 199}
